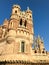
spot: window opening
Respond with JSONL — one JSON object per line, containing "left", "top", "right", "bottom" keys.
{"left": 42, "top": 51, "right": 45, "bottom": 53}
{"left": 21, "top": 41, "right": 25, "bottom": 52}
{"left": 35, "top": 50, "right": 37, "bottom": 53}
{"left": 20, "top": 19, "right": 22, "bottom": 26}
{"left": 15, "top": 10, "right": 17, "bottom": 13}
{"left": 24, "top": 20, "right": 27, "bottom": 27}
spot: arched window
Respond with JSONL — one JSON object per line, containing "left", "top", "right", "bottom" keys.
{"left": 42, "top": 51, "right": 45, "bottom": 53}
{"left": 21, "top": 41, "right": 25, "bottom": 52}
{"left": 15, "top": 10, "right": 17, "bottom": 13}
{"left": 11, "top": 22, "right": 13, "bottom": 27}
{"left": 20, "top": 19, "right": 22, "bottom": 26}
{"left": 30, "top": 15, "right": 31, "bottom": 18}
{"left": 24, "top": 20, "right": 27, "bottom": 27}
{"left": 34, "top": 50, "right": 37, "bottom": 53}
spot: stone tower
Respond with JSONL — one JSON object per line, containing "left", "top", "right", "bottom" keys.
{"left": 9, "top": 5, "right": 34, "bottom": 54}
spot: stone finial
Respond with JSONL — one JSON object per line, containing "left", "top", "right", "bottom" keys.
{"left": 27, "top": 7, "right": 30, "bottom": 10}
{"left": 36, "top": 35, "right": 41, "bottom": 44}
{"left": 26, "top": 6, "right": 32, "bottom": 13}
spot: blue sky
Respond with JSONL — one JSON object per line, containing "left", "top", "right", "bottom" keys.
{"left": 0, "top": 0, "right": 49, "bottom": 51}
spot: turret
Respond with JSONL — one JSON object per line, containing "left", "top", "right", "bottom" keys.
{"left": 37, "top": 35, "right": 46, "bottom": 53}
{"left": 12, "top": 5, "right": 21, "bottom": 15}
{"left": 10, "top": 5, "right": 21, "bottom": 19}
{"left": 26, "top": 7, "right": 32, "bottom": 24}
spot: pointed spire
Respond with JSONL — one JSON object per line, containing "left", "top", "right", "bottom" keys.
{"left": 38, "top": 35, "right": 41, "bottom": 41}
{"left": 26, "top": 6, "right": 32, "bottom": 13}
{"left": 41, "top": 37, "right": 44, "bottom": 43}
{"left": 27, "top": 7, "right": 30, "bottom": 10}
{"left": 36, "top": 35, "right": 41, "bottom": 44}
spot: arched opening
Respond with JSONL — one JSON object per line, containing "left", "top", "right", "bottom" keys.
{"left": 30, "top": 15, "right": 31, "bottom": 18}
{"left": 11, "top": 22, "right": 13, "bottom": 27}
{"left": 42, "top": 51, "right": 45, "bottom": 53}
{"left": 34, "top": 50, "right": 37, "bottom": 53}
{"left": 20, "top": 19, "right": 22, "bottom": 26}
{"left": 15, "top": 10, "right": 17, "bottom": 13}
{"left": 24, "top": 20, "right": 27, "bottom": 27}
{"left": 21, "top": 41, "right": 25, "bottom": 52}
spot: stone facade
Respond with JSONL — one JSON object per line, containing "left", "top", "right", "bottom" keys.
{"left": 0, "top": 4, "right": 49, "bottom": 65}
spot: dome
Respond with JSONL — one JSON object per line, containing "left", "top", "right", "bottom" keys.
{"left": 12, "top": 4, "right": 21, "bottom": 10}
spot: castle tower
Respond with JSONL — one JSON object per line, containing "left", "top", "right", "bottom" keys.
{"left": 5, "top": 5, "right": 34, "bottom": 54}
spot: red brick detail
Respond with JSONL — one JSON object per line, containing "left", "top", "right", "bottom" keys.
{"left": 27, "top": 23, "right": 33, "bottom": 33}
{"left": 9, "top": 19, "right": 19, "bottom": 29}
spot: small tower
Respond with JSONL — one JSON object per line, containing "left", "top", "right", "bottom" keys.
{"left": 10, "top": 5, "right": 21, "bottom": 19}
{"left": 26, "top": 7, "right": 34, "bottom": 34}
{"left": 37, "top": 35, "right": 45, "bottom": 53}
{"left": 26, "top": 7, "right": 33, "bottom": 23}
